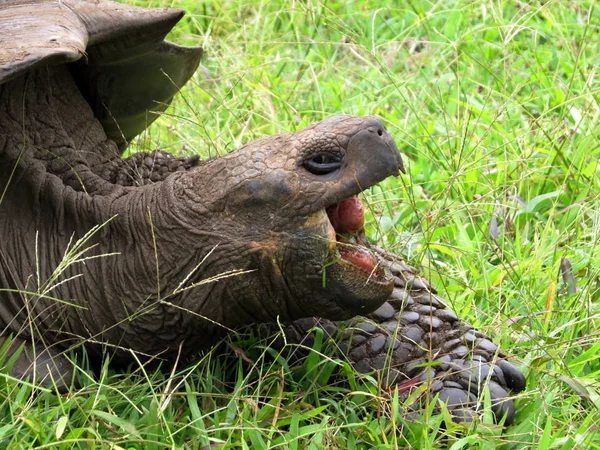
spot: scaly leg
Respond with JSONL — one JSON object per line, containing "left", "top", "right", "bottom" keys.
{"left": 281, "top": 250, "right": 526, "bottom": 424}
{"left": 94, "top": 151, "right": 201, "bottom": 186}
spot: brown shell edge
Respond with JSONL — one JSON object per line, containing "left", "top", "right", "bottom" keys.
{"left": 0, "top": 0, "right": 202, "bottom": 150}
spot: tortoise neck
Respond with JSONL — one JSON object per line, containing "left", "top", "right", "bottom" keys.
{"left": 0, "top": 65, "right": 162, "bottom": 339}
{"left": 0, "top": 65, "right": 294, "bottom": 359}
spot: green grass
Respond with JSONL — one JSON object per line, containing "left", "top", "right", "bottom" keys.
{"left": 2, "top": 0, "right": 600, "bottom": 448}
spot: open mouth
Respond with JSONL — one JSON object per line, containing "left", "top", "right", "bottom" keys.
{"left": 325, "top": 195, "right": 390, "bottom": 286}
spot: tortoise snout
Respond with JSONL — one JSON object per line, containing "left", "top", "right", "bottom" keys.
{"left": 356, "top": 116, "right": 405, "bottom": 175}
{"left": 364, "top": 117, "right": 386, "bottom": 137}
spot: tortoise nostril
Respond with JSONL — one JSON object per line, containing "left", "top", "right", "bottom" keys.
{"left": 367, "top": 126, "right": 385, "bottom": 136}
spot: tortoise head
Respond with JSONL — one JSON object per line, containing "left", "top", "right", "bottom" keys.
{"left": 174, "top": 115, "right": 404, "bottom": 321}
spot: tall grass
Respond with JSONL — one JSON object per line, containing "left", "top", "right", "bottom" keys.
{"left": 1, "top": 0, "right": 599, "bottom": 448}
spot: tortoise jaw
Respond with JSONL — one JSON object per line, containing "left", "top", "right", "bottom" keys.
{"left": 322, "top": 196, "right": 394, "bottom": 315}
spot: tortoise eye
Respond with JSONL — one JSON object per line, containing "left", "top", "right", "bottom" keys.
{"left": 303, "top": 152, "right": 342, "bottom": 175}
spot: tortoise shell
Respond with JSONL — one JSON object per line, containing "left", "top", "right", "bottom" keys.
{"left": 0, "top": 0, "right": 202, "bottom": 149}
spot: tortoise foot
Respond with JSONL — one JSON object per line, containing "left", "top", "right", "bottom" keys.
{"left": 283, "top": 252, "right": 526, "bottom": 425}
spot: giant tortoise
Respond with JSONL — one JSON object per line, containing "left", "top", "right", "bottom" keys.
{"left": 0, "top": 0, "right": 525, "bottom": 425}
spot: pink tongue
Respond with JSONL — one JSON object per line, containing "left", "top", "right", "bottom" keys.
{"left": 326, "top": 196, "right": 378, "bottom": 273}
{"left": 339, "top": 246, "right": 378, "bottom": 273}
{"left": 326, "top": 196, "right": 365, "bottom": 234}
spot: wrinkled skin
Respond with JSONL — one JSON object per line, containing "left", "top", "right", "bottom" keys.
{"left": 0, "top": 44, "right": 525, "bottom": 427}
{"left": 0, "top": 66, "right": 398, "bottom": 364}
{"left": 94, "top": 154, "right": 528, "bottom": 424}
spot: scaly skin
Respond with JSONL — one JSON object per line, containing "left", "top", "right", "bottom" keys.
{"left": 95, "top": 151, "right": 201, "bottom": 186}
{"left": 90, "top": 143, "right": 527, "bottom": 425}
{"left": 0, "top": 66, "right": 402, "bottom": 387}
{"left": 279, "top": 250, "right": 525, "bottom": 425}
{"left": 0, "top": 1, "right": 525, "bottom": 422}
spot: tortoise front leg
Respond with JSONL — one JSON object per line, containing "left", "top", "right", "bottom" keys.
{"left": 283, "top": 255, "right": 526, "bottom": 425}
{"left": 95, "top": 151, "right": 201, "bottom": 186}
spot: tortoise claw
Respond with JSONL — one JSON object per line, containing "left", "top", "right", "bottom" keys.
{"left": 498, "top": 359, "right": 527, "bottom": 392}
